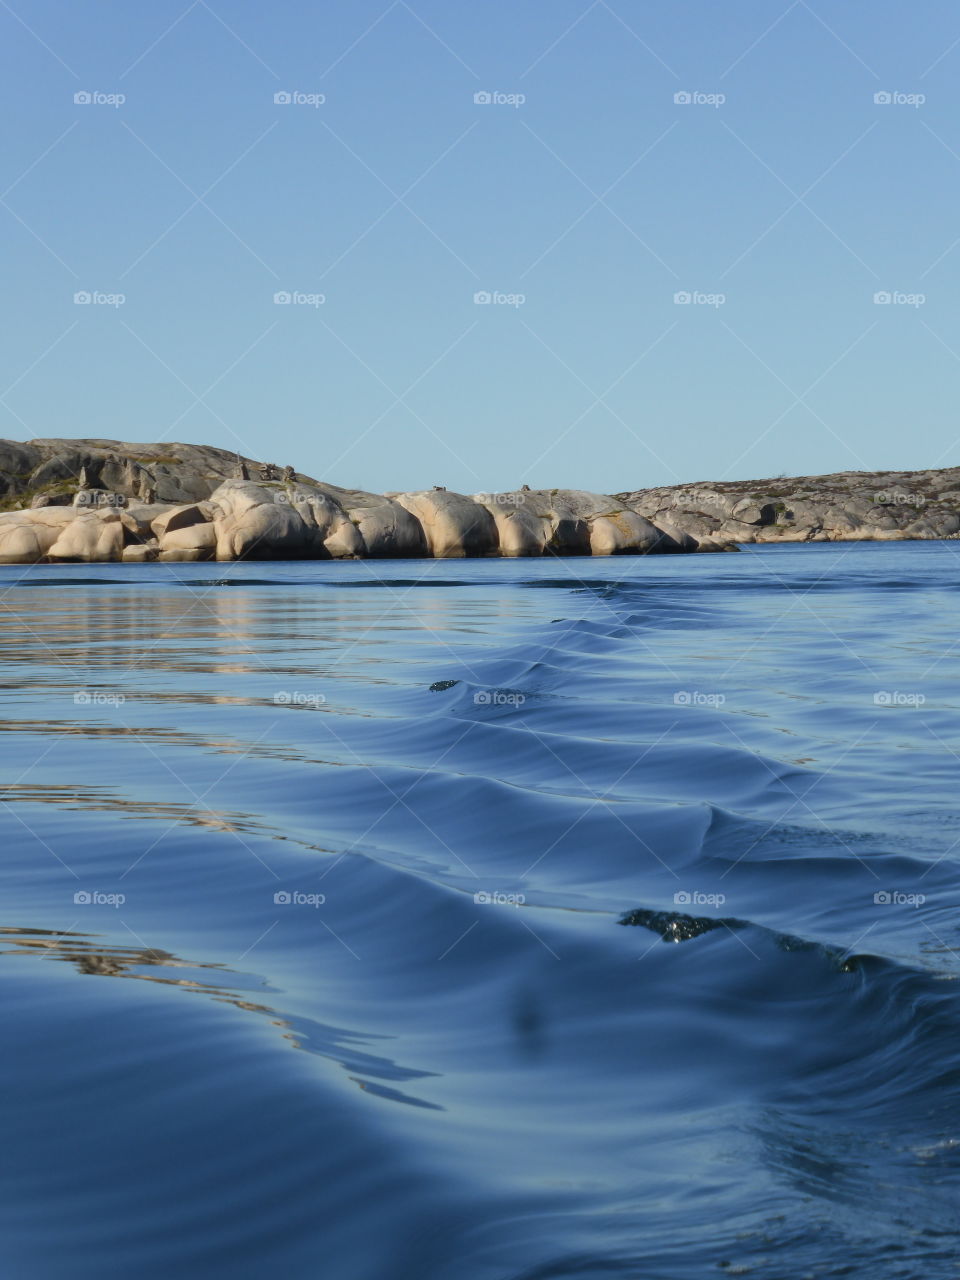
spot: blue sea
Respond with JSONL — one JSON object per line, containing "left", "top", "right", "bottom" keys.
{"left": 2, "top": 541, "right": 960, "bottom": 1279}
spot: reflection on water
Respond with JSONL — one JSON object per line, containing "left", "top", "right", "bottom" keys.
{"left": 0, "top": 924, "right": 226, "bottom": 982}
{"left": 0, "top": 785, "right": 263, "bottom": 833}
{"left": 0, "top": 924, "right": 440, "bottom": 1106}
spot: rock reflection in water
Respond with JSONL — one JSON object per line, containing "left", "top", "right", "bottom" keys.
{"left": 0, "top": 925, "right": 440, "bottom": 1107}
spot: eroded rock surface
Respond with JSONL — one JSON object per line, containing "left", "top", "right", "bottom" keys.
{"left": 618, "top": 467, "right": 960, "bottom": 545}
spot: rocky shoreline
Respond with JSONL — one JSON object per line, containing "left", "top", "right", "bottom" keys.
{"left": 618, "top": 468, "right": 960, "bottom": 546}
{"left": 0, "top": 439, "right": 957, "bottom": 562}
{"left": 0, "top": 439, "right": 704, "bottom": 563}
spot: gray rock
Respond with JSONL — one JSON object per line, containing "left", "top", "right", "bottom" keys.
{"left": 617, "top": 464, "right": 960, "bottom": 547}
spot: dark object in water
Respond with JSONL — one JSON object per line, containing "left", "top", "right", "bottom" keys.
{"left": 619, "top": 907, "right": 865, "bottom": 971}
{"left": 429, "top": 679, "right": 459, "bottom": 692}
{"left": 619, "top": 907, "right": 746, "bottom": 943}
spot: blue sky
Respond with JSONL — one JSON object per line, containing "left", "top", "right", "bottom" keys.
{"left": 2, "top": 0, "right": 960, "bottom": 493}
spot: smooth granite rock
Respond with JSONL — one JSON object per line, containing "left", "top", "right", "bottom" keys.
{"left": 393, "top": 490, "right": 500, "bottom": 558}
{"left": 46, "top": 511, "right": 125, "bottom": 562}
{"left": 0, "top": 437, "right": 714, "bottom": 562}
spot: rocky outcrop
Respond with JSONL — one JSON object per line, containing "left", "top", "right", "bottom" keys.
{"left": 19, "top": 437, "right": 960, "bottom": 562}
{"left": 0, "top": 439, "right": 252, "bottom": 509}
{"left": 618, "top": 468, "right": 960, "bottom": 546}
{"left": 472, "top": 490, "right": 690, "bottom": 556}
{"left": 0, "top": 507, "right": 76, "bottom": 562}
{"left": 393, "top": 489, "right": 499, "bottom": 557}
{"left": 319, "top": 484, "right": 426, "bottom": 558}
{"left": 0, "top": 452, "right": 716, "bottom": 563}
{"left": 0, "top": 436, "right": 737, "bottom": 561}
{"left": 196, "top": 482, "right": 703, "bottom": 562}
{"left": 46, "top": 511, "right": 126, "bottom": 562}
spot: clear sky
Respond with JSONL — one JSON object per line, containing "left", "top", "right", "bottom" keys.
{"left": 2, "top": 0, "right": 959, "bottom": 494}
